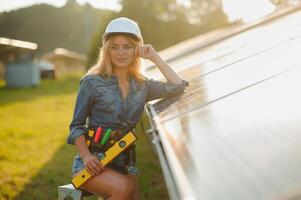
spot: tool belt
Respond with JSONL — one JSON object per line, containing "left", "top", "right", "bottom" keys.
{"left": 86, "top": 127, "right": 122, "bottom": 153}
{"left": 86, "top": 127, "right": 134, "bottom": 173}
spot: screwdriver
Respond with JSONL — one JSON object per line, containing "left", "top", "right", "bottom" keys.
{"left": 101, "top": 128, "right": 112, "bottom": 145}
{"left": 94, "top": 127, "right": 103, "bottom": 143}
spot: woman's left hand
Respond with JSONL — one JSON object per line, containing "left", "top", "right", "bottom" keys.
{"left": 135, "top": 44, "right": 159, "bottom": 61}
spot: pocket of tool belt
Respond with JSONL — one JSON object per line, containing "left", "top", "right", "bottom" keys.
{"left": 86, "top": 128, "right": 123, "bottom": 153}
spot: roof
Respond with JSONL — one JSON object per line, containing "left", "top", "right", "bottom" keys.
{"left": 146, "top": 4, "right": 301, "bottom": 200}
{"left": 42, "top": 48, "right": 86, "bottom": 62}
{"left": 0, "top": 37, "right": 38, "bottom": 62}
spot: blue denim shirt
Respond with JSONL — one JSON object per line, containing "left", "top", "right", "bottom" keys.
{"left": 67, "top": 74, "right": 188, "bottom": 175}
{"left": 67, "top": 74, "right": 189, "bottom": 145}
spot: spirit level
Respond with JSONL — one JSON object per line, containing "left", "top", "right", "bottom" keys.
{"left": 71, "top": 131, "right": 137, "bottom": 188}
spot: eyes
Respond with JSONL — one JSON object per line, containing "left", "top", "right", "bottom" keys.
{"left": 110, "top": 44, "right": 134, "bottom": 51}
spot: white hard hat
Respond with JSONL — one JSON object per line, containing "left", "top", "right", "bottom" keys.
{"left": 102, "top": 17, "right": 142, "bottom": 43}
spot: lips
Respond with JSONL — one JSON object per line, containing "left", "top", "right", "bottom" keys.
{"left": 116, "top": 58, "right": 127, "bottom": 62}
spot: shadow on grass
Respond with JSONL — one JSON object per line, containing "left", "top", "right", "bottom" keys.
{"left": 14, "top": 142, "right": 76, "bottom": 200}
{"left": 14, "top": 125, "right": 169, "bottom": 200}
{"left": 0, "top": 74, "right": 82, "bottom": 105}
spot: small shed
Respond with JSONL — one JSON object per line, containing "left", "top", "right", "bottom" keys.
{"left": 0, "top": 37, "right": 40, "bottom": 88}
{"left": 41, "top": 48, "right": 86, "bottom": 77}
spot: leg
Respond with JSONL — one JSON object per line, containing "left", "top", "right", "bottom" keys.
{"left": 75, "top": 168, "right": 135, "bottom": 200}
{"left": 126, "top": 174, "right": 140, "bottom": 200}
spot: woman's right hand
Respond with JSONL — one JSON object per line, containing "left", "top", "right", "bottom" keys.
{"left": 82, "top": 153, "right": 105, "bottom": 176}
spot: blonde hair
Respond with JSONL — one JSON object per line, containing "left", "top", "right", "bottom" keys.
{"left": 87, "top": 34, "right": 145, "bottom": 82}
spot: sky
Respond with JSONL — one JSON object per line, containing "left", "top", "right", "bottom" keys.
{"left": 0, "top": 0, "right": 276, "bottom": 22}
{"left": 0, "top": 0, "right": 121, "bottom": 12}
{"left": 223, "top": 0, "right": 275, "bottom": 22}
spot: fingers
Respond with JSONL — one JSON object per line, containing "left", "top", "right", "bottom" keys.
{"left": 86, "top": 161, "right": 100, "bottom": 176}
{"left": 85, "top": 157, "right": 105, "bottom": 176}
{"left": 86, "top": 165, "right": 95, "bottom": 176}
{"left": 135, "top": 46, "right": 140, "bottom": 57}
{"left": 98, "top": 162, "right": 106, "bottom": 171}
{"left": 138, "top": 46, "right": 144, "bottom": 58}
{"left": 136, "top": 44, "right": 157, "bottom": 60}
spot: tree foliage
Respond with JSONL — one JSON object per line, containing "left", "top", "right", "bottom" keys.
{"left": 0, "top": 1, "right": 114, "bottom": 55}
{"left": 0, "top": 0, "right": 233, "bottom": 69}
{"left": 86, "top": 0, "right": 231, "bottom": 68}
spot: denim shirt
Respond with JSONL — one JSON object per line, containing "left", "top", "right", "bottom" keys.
{"left": 67, "top": 74, "right": 189, "bottom": 145}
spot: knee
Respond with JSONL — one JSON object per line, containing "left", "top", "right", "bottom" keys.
{"left": 115, "top": 178, "right": 135, "bottom": 200}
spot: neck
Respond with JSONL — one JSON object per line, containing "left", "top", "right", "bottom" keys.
{"left": 113, "top": 67, "right": 129, "bottom": 82}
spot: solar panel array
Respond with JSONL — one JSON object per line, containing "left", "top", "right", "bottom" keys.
{"left": 147, "top": 8, "right": 301, "bottom": 200}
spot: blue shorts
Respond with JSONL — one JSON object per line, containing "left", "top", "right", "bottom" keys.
{"left": 72, "top": 152, "right": 139, "bottom": 176}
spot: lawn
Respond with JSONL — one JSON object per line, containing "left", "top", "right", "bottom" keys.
{"left": 0, "top": 74, "right": 168, "bottom": 200}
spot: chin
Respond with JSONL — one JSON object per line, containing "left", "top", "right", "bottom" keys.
{"left": 113, "top": 62, "right": 131, "bottom": 69}
{"left": 114, "top": 64, "right": 128, "bottom": 68}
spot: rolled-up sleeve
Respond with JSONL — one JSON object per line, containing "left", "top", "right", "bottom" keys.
{"left": 67, "top": 78, "right": 95, "bottom": 145}
{"left": 146, "top": 79, "right": 189, "bottom": 102}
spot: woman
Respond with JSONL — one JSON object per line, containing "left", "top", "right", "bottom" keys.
{"left": 67, "top": 17, "right": 188, "bottom": 200}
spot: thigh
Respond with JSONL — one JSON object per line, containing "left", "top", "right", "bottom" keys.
{"left": 126, "top": 174, "right": 139, "bottom": 185}
{"left": 76, "top": 168, "right": 133, "bottom": 198}
{"left": 126, "top": 174, "right": 140, "bottom": 200}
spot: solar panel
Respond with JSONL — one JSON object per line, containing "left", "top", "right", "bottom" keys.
{"left": 155, "top": 67, "right": 301, "bottom": 200}
{"left": 153, "top": 36, "right": 301, "bottom": 123}
{"left": 146, "top": 9, "right": 301, "bottom": 80}
{"left": 147, "top": 7, "right": 301, "bottom": 200}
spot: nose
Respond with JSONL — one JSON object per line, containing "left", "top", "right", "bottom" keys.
{"left": 117, "top": 47, "right": 126, "bottom": 55}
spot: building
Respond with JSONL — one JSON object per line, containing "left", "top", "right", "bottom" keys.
{"left": 41, "top": 48, "right": 86, "bottom": 77}
{"left": 0, "top": 37, "right": 40, "bottom": 88}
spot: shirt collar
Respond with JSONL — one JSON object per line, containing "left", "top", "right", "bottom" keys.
{"left": 108, "top": 74, "right": 134, "bottom": 81}
{"left": 105, "top": 74, "right": 134, "bottom": 85}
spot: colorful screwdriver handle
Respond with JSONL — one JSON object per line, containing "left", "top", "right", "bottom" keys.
{"left": 101, "top": 128, "right": 111, "bottom": 145}
{"left": 94, "top": 127, "right": 102, "bottom": 143}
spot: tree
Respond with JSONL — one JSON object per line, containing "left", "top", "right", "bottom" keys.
{"left": 86, "top": 0, "right": 231, "bottom": 69}
{"left": 64, "top": 0, "right": 78, "bottom": 8}
{"left": 0, "top": 3, "right": 114, "bottom": 55}
{"left": 117, "top": 0, "right": 196, "bottom": 47}
{"left": 186, "top": 0, "right": 228, "bottom": 27}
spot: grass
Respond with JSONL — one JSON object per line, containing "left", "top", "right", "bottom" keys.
{"left": 0, "top": 74, "right": 168, "bottom": 200}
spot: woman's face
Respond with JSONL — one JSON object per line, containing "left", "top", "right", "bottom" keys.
{"left": 109, "top": 35, "right": 136, "bottom": 69}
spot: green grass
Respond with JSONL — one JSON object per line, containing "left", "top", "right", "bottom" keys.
{"left": 0, "top": 74, "right": 168, "bottom": 200}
